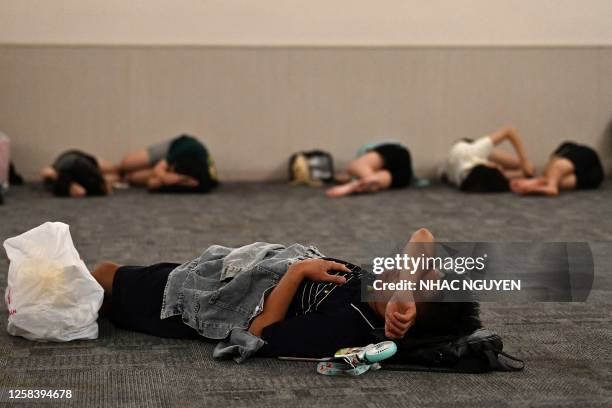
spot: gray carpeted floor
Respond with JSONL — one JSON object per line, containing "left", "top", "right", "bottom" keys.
{"left": 1, "top": 182, "right": 611, "bottom": 407}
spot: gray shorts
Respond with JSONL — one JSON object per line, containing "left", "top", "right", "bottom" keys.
{"left": 147, "top": 139, "right": 174, "bottom": 165}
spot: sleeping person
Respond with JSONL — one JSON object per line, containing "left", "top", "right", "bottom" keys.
{"left": 443, "top": 127, "right": 534, "bottom": 192}
{"left": 120, "top": 134, "right": 218, "bottom": 193}
{"left": 326, "top": 141, "right": 414, "bottom": 197}
{"left": 91, "top": 228, "right": 481, "bottom": 362}
{"left": 41, "top": 150, "right": 119, "bottom": 197}
{"left": 510, "top": 141, "right": 604, "bottom": 196}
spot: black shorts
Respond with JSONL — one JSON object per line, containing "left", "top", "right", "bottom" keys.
{"left": 110, "top": 263, "right": 200, "bottom": 339}
{"left": 372, "top": 144, "right": 413, "bottom": 188}
{"left": 553, "top": 142, "right": 604, "bottom": 190}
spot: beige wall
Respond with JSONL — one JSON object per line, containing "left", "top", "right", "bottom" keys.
{"left": 1, "top": 46, "right": 611, "bottom": 181}
{"left": 1, "top": 1, "right": 612, "bottom": 46}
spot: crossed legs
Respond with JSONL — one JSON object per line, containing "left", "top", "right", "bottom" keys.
{"left": 511, "top": 157, "right": 576, "bottom": 196}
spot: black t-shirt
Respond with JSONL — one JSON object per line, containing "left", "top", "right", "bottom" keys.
{"left": 257, "top": 259, "right": 383, "bottom": 358}
{"left": 51, "top": 150, "right": 105, "bottom": 196}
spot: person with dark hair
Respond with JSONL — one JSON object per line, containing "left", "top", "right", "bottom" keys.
{"left": 91, "top": 228, "right": 480, "bottom": 361}
{"left": 120, "top": 134, "right": 218, "bottom": 193}
{"left": 40, "top": 150, "right": 120, "bottom": 197}
{"left": 443, "top": 127, "right": 534, "bottom": 193}
{"left": 510, "top": 141, "right": 604, "bottom": 196}
{"left": 326, "top": 141, "right": 413, "bottom": 197}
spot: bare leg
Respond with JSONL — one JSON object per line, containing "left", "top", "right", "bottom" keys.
{"left": 489, "top": 148, "right": 521, "bottom": 169}
{"left": 346, "top": 151, "right": 384, "bottom": 178}
{"left": 97, "top": 158, "right": 121, "bottom": 175}
{"left": 120, "top": 149, "right": 152, "bottom": 173}
{"left": 512, "top": 157, "right": 574, "bottom": 196}
{"left": 92, "top": 261, "right": 121, "bottom": 317}
{"left": 355, "top": 170, "right": 392, "bottom": 193}
{"left": 503, "top": 169, "right": 527, "bottom": 180}
{"left": 326, "top": 152, "right": 386, "bottom": 197}
{"left": 126, "top": 169, "right": 153, "bottom": 186}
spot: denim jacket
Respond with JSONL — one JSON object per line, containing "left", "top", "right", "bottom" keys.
{"left": 160, "top": 242, "right": 324, "bottom": 362}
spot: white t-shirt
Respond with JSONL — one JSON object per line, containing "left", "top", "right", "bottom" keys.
{"left": 445, "top": 136, "right": 494, "bottom": 186}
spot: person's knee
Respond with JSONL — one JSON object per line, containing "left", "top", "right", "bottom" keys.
{"left": 93, "top": 261, "right": 119, "bottom": 275}
{"left": 92, "top": 261, "right": 120, "bottom": 293}
{"left": 412, "top": 228, "right": 434, "bottom": 242}
{"left": 347, "top": 160, "right": 364, "bottom": 176}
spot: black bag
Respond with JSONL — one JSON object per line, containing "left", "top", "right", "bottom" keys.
{"left": 288, "top": 150, "right": 334, "bottom": 187}
{"left": 376, "top": 328, "right": 524, "bottom": 373}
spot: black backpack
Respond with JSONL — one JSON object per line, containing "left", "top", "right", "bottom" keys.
{"left": 288, "top": 150, "right": 335, "bottom": 187}
{"left": 375, "top": 328, "right": 524, "bottom": 373}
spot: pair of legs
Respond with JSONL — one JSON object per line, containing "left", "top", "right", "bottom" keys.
{"left": 510, "top": 156, "right": 576, "bottom": 196}
{"left": 91, "top": 261, "right": 120, "bottom": 317}
{"left": 120, "top": 149, "right": 155, "bottom": 186}
{"left": 326, "top": 151, "right": 392, "bottom": 197}
{"left": 488, "top": 148, "right": 530, "bottom": 180}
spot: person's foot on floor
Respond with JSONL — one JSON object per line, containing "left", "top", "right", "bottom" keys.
{"left": 511, "top": 178, "right": 558, "bottom": 196}
{"left": 355, "top": 177, "right": 381, "bottom": 194}
{"left": 326, "top": 180, "right": 359, "bottom": 197}
{"left": 530, "top": 183, "right": 559, "bottom": 196}
{"left": 511, "top": 178, "right": 544, "bottom": 194}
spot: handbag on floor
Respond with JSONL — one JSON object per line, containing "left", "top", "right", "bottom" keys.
{"left": 288, "top": 150, "right": 335, "bottom": 187}
{"left": 375, "top": 328, "right": 524, "bottom": 373}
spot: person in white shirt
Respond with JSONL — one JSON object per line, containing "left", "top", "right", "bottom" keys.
{"left": 443, "top": 127, "right": 534, "bottom": 192}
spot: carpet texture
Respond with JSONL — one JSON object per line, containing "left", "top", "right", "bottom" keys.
{"left": 1, "top": 183, "right": 611, "bottom": 407}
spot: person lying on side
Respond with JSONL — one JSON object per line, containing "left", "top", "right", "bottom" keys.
{"left": 40, "top": 150, "right": 120, "bottom": 197}
{"left": 326, "top": 141, "right": 414, "bottom": 197}
{"left": 443, "top": 127, "right": 534, "bottom": 192}
{"left": 120, "top": 134, "right": 218, "bottom": 193}
{"left": 91, "top": 228, "right": 481, "bottom": 362}
{"left": 510, "top": 141, "right": 604, "bottom": 196}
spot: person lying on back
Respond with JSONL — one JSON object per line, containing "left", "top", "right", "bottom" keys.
{"left": 92, "top": 228, "right": 481, "bottom": 362}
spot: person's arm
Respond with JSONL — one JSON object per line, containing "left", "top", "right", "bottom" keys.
{"left": 152, "top": 159, "right": 198, "bottom": 187}
{"left": 69, "top": 182, "right": 86, "bottom": 197}
{"left": 489, "top": 127, "right": 534, "bottom": 176}
{"left": 248, "top": 259, "right": 351, "bottom": 337}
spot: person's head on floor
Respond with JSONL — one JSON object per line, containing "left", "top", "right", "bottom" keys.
{"left": 411, "top": 300, "right": 481, "bottom": 337}
{"left": 460, "top": 164, "right": 509, "bottom": 193}
{"left": 408, "top": 271, "right": 482, "bottom": 337}
{"left": 52, "top": 160, "right": 106, "bottom": 197}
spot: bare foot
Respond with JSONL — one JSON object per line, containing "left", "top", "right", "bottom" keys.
{"left": 510, "top": 178, "right": 546, "bottom": 194}
{"left": 326, "top": 180, "right": 359, "bottom": 197}
{"left": 355, "top": 178, "right": 380, "bottom": 194}
{"left": 326, "top": 181, "right": 357, "bottom": 197}
{"left": 530, "top": 183, "right": 559, "bottom": 196}
{"left": 511, "top": 178, "right": 558, "bottom": 196}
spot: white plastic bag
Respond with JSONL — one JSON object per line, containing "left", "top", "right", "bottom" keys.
{"left": 3, "top": 222, "right": 104, "bottom": 341}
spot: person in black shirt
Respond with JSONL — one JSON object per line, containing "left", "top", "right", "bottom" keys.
{"left": 41, "top": 150, "right": 120, "bottom": 197}
{"left": 326, "top": 142, "right": 413, "bottom": 198}
{"left": 511, "top": 141, "right": 604, "bottom": 196}
{"left": 92, "top": 228, "right": 480, "bottom": 359}
{"left": 119, "top": 134, "right": 218, "bottom": 193}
